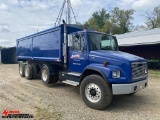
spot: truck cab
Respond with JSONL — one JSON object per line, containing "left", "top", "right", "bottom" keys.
{"left": 67, "top": 31, "right": 147, "bottom": 84}
{"left": 17, "top": 24, "right": 148, "bottom": 110}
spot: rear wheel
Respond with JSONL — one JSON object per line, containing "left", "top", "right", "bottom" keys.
{"left": 32, "top": 64, "right": 38, "bottom": 79}
{"left": 129, "top": 92, "right": 136, "bottom": 95}
{"left": 19, "top": 63, "right": 25, "bottom": 77}
{"left": 41, "top": 65, "right": 58, "bottom": 85}
{"left": 24, "top": 64, "right": 33, "bottom": 80}
{"left": 80, "top": 75, "right": 113, "bottom": 110}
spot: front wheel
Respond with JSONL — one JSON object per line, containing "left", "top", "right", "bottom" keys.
{"left": 80, "top": 75, "right": 113, "bottom": 110}
{"left": 128, "top": 92, "right": 137, "bottom": 95}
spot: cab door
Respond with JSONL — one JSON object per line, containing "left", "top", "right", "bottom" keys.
{"left": 68, "top": 33, "right": 88, "bottom": 73}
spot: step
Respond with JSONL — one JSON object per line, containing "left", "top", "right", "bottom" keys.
{"left": 67, "top": 72, "right": 81, "bottom": 76}
{"left": 62, "top": 80, "right": 79, "bottom": 86}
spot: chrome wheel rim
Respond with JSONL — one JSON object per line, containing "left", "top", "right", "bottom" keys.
{"left": 85, "top": 83, "right": 101, "bottom": 103}
{"left": 25, "top": 66, "right": 29, "bottom": 77}
{"left": 20, "top": 66, "right": 23, "bottom": 75}
{"left": 42, "top": 69, "right": 48, "bottom": 81}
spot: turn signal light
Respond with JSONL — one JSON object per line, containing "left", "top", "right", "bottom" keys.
{"left": 103, "top": 62, "right": 108, "bottom": 66}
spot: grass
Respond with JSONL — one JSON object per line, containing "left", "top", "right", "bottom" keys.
{"left": 34, "top": 106, "right": 62, "bottom": 120}
{"left": 148, "top": 70, "right": 160, "bottom": 78}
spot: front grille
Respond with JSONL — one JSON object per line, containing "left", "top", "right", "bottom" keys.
{"left": 131, "top": 62, "right": 148, "bottom": 80}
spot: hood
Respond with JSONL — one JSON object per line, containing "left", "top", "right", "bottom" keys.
{"left": 90, "top": 50, "right": 145, "bottom": 62}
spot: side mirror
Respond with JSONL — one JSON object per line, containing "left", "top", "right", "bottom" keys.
{"left": 68, "top": 34, "right": 73, "bottom": 46}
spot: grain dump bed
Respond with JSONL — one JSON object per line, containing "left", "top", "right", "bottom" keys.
{"left": 16, "top": 24, "right": 81, "bottom": 62}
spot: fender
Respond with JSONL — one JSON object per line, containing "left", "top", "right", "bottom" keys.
{"left": 80, "top": 64, "right": 130, "bottom": 84}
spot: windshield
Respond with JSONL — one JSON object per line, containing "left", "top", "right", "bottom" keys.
{"left": 88, "top": 33, "right": 118, "bottom": 51}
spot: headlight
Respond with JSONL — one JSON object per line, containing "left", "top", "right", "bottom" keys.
{"left": 112, "top": 70, "right": 120, "bottom": 78}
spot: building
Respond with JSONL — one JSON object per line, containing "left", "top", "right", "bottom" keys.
{"left": 0, "top": 47, "right": 17, "bottom": 64}
{"left": 116, "top": 28, "right": 160, "bottom": 69}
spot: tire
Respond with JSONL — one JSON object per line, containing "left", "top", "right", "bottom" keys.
{"left": 129, "top": 92, "right": 136, "bottom": 95}
{"left": 19, "top": 63, "right": 25, "bottom": 77}
{"left": 32, "top": 64, "right": 38, "bottom": 79}
{"left": 50, "top": 75, "right": 58, "bottom": 84}
{"left": 80, "top": 75, "right": 113, "bottom": 110}
{"left": 24, "top": 64, "right": 33, "bottom": 80}
{"left": 41, "top": 65, "right": 57, "bottom": 85}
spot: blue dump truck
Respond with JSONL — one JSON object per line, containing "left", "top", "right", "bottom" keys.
{"left": 16, "top": 22, "right": 148, "bottom": 109}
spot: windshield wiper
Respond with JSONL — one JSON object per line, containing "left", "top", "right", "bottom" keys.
{"left": 102, "top": 46, "right": 112, "bottom": 50}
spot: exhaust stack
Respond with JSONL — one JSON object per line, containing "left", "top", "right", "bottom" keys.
{"left": 62, "top": 20, "right": 67, "bottom": 69}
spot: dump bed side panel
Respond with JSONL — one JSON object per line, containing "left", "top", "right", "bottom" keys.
{"left": 16, "top": 25, "right": 82, "bottom": 62}
{"left": 17, "top": 26, "right": 61, "bottom": 61}
{"left": 32, "top": 28, "right": 61, "bottom": 61}
{"left": 17, "top": 38, "right": 32, "bottom": 60}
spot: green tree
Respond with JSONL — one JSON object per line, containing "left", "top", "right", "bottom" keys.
{"left": 84, "top": 8, "right": 110, "bottom": 32}
{"left": 144, "top": 5, "right": 160, "bottom": 29}
{"left": 83, "top": 7, "right": 135, "bottom": 34}
{"left": 110, "top": 7, "right": 135, "bottom": 34}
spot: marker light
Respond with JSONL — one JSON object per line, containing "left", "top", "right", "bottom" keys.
{"left": 103, "top": 62, "right": 108, "bottom": 66}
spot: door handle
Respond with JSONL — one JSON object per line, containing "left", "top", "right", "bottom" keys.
{"left": 74, "top": 59, "right": 80, "bottom": 61}
{"left": 91, "top": 56, "right": 95, "bottom": 59}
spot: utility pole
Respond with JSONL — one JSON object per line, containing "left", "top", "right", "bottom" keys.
{"left": 67, "top": 0, "right": 71, "bottom": 24}
{"left": 55, "top": 0, "right": 76, "bottom": 26}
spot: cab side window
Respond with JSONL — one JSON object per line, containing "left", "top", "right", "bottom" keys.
{"left": 71, "top": 33, "right": 85, "bottom": 51}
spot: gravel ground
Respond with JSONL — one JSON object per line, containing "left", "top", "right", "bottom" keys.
{"left": 0, "top": 64, "right": 160, "bottom": 120}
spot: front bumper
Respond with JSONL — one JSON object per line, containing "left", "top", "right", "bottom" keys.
{"left": 112, "top": 79, "right": 148, "bottom": 95}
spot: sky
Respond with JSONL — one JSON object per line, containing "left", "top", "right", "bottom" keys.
{"left": 0, "top": 0, "right": 160, "bottom": 47}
